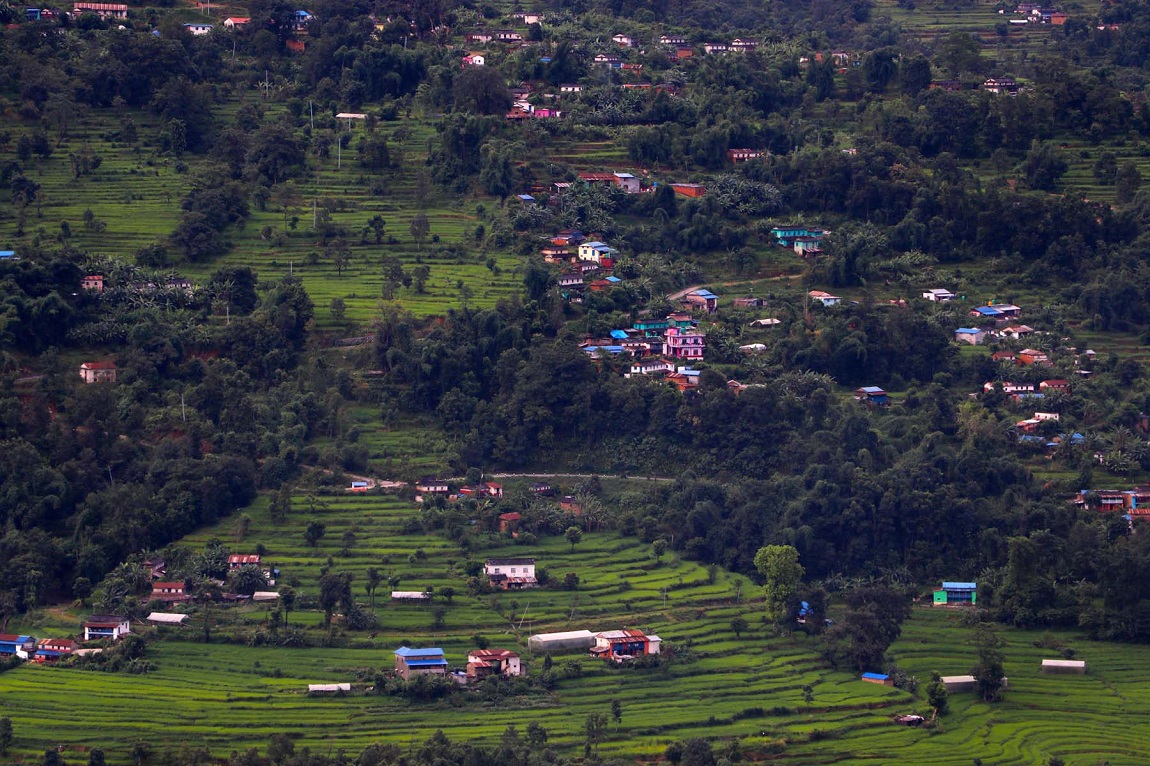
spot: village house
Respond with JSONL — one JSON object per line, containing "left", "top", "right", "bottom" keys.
{"left": 79, "top": 361, "right": 116, "bottom": 383}
{"left": 727, "top": 148, "right": 765, "bottom": 163}
{"left": 681, "top": 288, "right": 718, "bottom": 313}
{"left": 150, "top": 580, "right": 189, "bottom": 603}
{"left": 664, "top": 326, "right": 705, "bottom": 359}
{"left": 808, "top": 290, "right": 841, "bottom": 307}
{"left": 922, "top": 288, "right": 956, "bottom": 302}
{"left": 81, "top": 274, "right": 104, "bottom": 291}
{"left": 541, "top": 245, "right": 572, "bottom": 263}
{"left": 612, "top": 33, "right": 634, "bottom": 46}
{"left": 222, "top": 16, "right": 249, "bottom": 27}
{"left": 578, "top": 241, "right": 619, "bottom": 265}
{"left": 33, "top": 638, "right": 76, "bottom": 663}
{"left": 983, "top": 381, "right": 1035, "bottom": 394}
{"left": 730, "top": 37, "right": 758, "bottom": 51}
{"left": 771, "top": 226, "right": 824, "bottom": 247}
{"left": 1017, "top": 348, "right": 1050, "bottom": 366}
{"left": 792, "top": 235, "right": 823, "bottom": 256}
{"left": 559, "top": 495, "right": 583, "bottom": 513}
{"left": 982, "top": 77, "right": 1020, "bottom": 94}
{"left": 467, "top": 648, "right": 522, "bottom": 679}
{"left": 613, "top": 172, "right": 641, "bottom": 193}
{"left": 83, "top": 615, "right": 130, "bottom": 641}
{"left": 72, "top": 1, "right": 127, "bottom": 17}
{"left": 954, "top": 327, "right": 985, "bottom": 345}
{"left": 626, "top": 359, "right": 674, "bottom": 378}
{"left": 484, "top": 558, "right": 538, "bottom": 590}
{"left": 465, "top": 31, "right": 493, "bottom": 44}
{"left": 462, "top": 53, "right": 485, "bottom": 67}
{"left": 854, "top": 386, "right": 890, "bottom": 407}
{"left": 734, "top": 297, "right": 765, "bottom": 308}
{"left": 703, "top": 42, "right": 729, "bottom": 54}
{"left": 1039, "top": 379, "right": 1070, "bottom": 392}
{"left": 228, "top": 554, "right": 261, "bottom": 570}
{"left": 497, "top": 511, "right": 521, "bottom": 533}
{"left": 593, "top": 53, "right": 622, "bottom": 68}
{"left": 590, "top": 629, "right": 662, "bottom": 661}
{"left": 0, "top": 634, "right": 36, "bottom": 659}
{"left": 493, "top": 29, "right": 522, "bottom": 42}
{"left": 991, "top": 351, "right": 1017, "bottom": 363}
{"left": 559, "top": 273, "right": 584, "bottom": 291}
{"left": 861, "top": 672, "right": 892, "bottom": 686}
{"left": 658, "top": 34, "right": 687, "bottom": 45}
{"left": 184, "top": 22, "right": 213, "bottom": 34}
{"left": 559, "top": 83, "right": 584, "bottom": 93}
{"left": 1001, "top": 325, "right": 1035, "bottom": 340}
{"left": 933, "top": 581, "right": 977, "bottom": 606}
{"left": 415, "top": 480, "right": 449, "bottom": 502}
{"left": 394, "top": 647, "right": 449, "bottom": 679}
{"left": 290, "top": 9, "right": 312, "bottom": 31}
{"left": 347, "top": 481, "right": 369, "bottom": 493}
{"left": 512, "top": 11, "right": 544, "bottom": 24}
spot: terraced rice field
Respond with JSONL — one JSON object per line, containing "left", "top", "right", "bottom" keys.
{"left": 4, "top": 491, "right": 1150, "bottom": 764}
{"left": 0, "top": 102, "right": 523, "bottom": 328}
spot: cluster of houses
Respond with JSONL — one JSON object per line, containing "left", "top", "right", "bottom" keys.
{"left": 1008, "top": 2, "right": 1068, "bottom": 24}
{"left": 771, "top": 225, "right": 826, "bottom": 257}
{"left": 1075, "top": 487, "right": 1150, "bottom": 516}
{"left": 527, "top": 628, "right": 662, "bottom": 661}
{"left": 579, "top": 312, "right": 707, "bottom": 388}
{"left": 392, "top": 645, "right": 526, "bottom": 682}
{"left": 414, "top": 479, "right": 502, "bottom": 503}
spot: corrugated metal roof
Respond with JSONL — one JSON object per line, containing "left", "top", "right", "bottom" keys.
{"left": 861, "top": 672, "right": 889, "bottom": 680}
{"left": 395, "top": 646, "right": 445, "bottom": 658}
{"left": 941, "top": 582, "right": 977, "bottom": 590}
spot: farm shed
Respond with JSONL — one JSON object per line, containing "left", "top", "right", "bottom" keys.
{"left": 861, "top": 672, "right": 892, "bottom": 685}
{"left": 933, "top": 582, "right": 977, "bottom": 606}
{"left": 252, "top": 591, "right": 279, "bottom": 602}
{"left": 391, "top": 591, "right": 430, "bottom": 601}
{"left": 1041, "top": 659, "right": 1086, "bottom": 674}
{"left": 308, "top": 683, "right": 351, "bottom": 694}
{"left": 146, "top": 612, "right": 189, "bottom": 625}
{"left": 942, "top": 675, "right": 1009, "bottom": 691}
{"left": 528, "top": 630, "right": 596, "bottom": 653}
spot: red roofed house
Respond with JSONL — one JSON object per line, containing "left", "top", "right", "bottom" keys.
{"left": 150, "top": 581, "right": 189, "bottom": 603}
{"left": 590, "top": 629, "right": 662, "bottom": 661}
{"left": 34, "top": 638, "right": 76, "bottom": 663}
{"left": 484, "top": 481, "right": 504, "bottom": 499}
{"left": 222, "top": 16, "right": 249, "bottom": 27}
{"left": 79, "top": 361, "right": 116, "bottom": 383}
{"left": 498, "top": 512, "right": 521, "bottom": 533}
{"left": 1040, "top": 379, "right": 1070, "bottom": 391}
{"left": 81, "top": 274, "right": 104, "bottom": 291}
{"left": 228, "top": 554, "right": 261, "bottom": 570}
{"left": 467, "top": 648, "right": 522, "bottom": 678}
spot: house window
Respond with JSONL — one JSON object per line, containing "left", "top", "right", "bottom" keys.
{"left": 510, "top": 568, "right": 516, "bottom": 574}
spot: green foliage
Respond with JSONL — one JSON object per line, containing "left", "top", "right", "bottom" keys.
{"left": 754, "top": 545, "right": 804, "bottom": 624}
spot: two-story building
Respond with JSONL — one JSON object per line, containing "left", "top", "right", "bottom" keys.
{"left": 589, "top": 629, "right": 661, "bottom": 661}
{"left": 466, "top": 648, "right": 522, "bottom": 678}
{"left": 394, "top": 647, "right": 448, "bottom": 679}
{"left": 82, "top": 615, "right": 130, "bottom": 642}
{"left": 664, "top": 326, "right": 705, "bottom": 360}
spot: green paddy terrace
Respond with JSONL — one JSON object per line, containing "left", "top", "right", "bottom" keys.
{"left": 0, "top": 101, "right": 522, "bottom": 328}
{"left": 3, "top": 492, "right": 1150, "bottom": 764}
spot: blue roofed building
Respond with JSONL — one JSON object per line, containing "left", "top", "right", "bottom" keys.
{"left": 854, "top": 386, "right": 889, "bottom": 407}
{"left": 395, "top": 646, "right": 449, "bottom": 679}
{"left": 0, "top": 634, "right": 36, "bottom": 659}
{"left": 933, "top": 581, "right": 977, "bottom": 606}
{"left": 0, "top": 251, "right": 18, "bottom": 260}
{"left": 861, "top": 671, "right": 892, "bottom": 685}
{"left": 682, "top": 288, "right": 718, "bottom": 313}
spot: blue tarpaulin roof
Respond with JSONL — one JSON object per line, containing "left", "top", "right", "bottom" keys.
{"left": 517, "top": 194, "right": 535, "bottom": 201}
{"left": 861, "top": 672, "right": 889, "bottom": 681}
{"left": 974, "top": 306, "right": 1002, "bottom": 315}
{"left": 955, "top": 327, "right": 980, "bottom": 334}
{"left": 606, "top": 276, "right": 622, "bottom": 283}
{"left": 941, "top": 582, "right": 976, "bottom": 590}
{"left": 859, "top": 386, "right": 886, "bottom": 394}
{"left": 693, "top": 289, "right": 717, "bottom": 298}
{"left": 395, "top": 646, "right": 444, "bottom": 658}
{"left": 610, "top": 330, "right": 629, "bottom": 339}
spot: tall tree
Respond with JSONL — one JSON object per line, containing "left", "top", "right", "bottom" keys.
{"left": 754, "top": 545, "right": 804, "bottom": 624}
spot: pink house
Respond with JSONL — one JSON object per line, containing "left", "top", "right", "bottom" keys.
{"left": 665, "top": 326, "right": 705, "bottom": 359}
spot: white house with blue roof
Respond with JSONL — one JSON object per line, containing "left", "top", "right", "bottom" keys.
{"left": 954, "top": 327, "right": 985, "bottom": 345}
{"left": 395, "top": 646, "right": 449, "bottom": 679}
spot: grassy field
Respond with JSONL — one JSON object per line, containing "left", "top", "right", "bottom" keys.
{"left": 3, "top": 490, "right": 1150, "bottom": 764}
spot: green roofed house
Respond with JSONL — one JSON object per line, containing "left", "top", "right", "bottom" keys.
{"left": 394, "top": 646, "right": 449, "bottom": 680}
{"left": 933, "top": 581, "right": 977, "bottom": 606}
